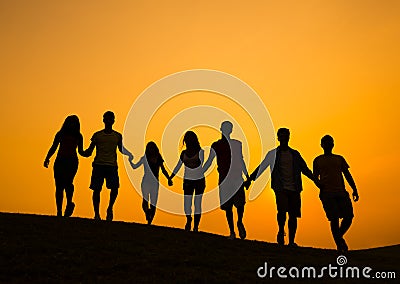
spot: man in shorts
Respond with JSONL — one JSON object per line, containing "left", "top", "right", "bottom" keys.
{"left": 84, "top": 111, "right": 133, "bottom": 221}
{"left": 203, "top": 121, "right": 249, "bottom": 240}
{"left": 247, "top": 128, "right": 317, "bottom": 247}
{"left": 313, "top": 135, "right": 359, "bottom": 252}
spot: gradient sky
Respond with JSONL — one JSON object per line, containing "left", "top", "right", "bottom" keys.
{"left": 0, "top": 0, "right": 399, "bottom": 249}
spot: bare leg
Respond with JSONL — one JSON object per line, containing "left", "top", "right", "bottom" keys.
{"left": 55, "top": 186, "right": 64, "bottom": 217}
{"left": 92, "top": 189, "right": 101, "bottom": 219}
{"left": 288, "top": 213, "right": 298, "bottom": 245}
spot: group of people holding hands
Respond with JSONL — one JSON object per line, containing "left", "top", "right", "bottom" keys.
{"left": 45, "top": 111, "right": 359, "bottom": 252}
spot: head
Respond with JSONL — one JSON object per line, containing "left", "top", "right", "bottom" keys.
{"left": 220, "top": 121, "right": 233, "bottom": 138}
{"left": 60, "top": 115, "right": 80, "bottom": 136}
{"left": 103, "top": 111, "right": 115, "bottom": 127}
{"left": 145, "top": 141, "right": 160, "bottom": 159}
{"left": 183, "top": 131, "right": 201, "bottom": 152}
{"left": 277, "top": 128, "right": 290, "bottom": 145}
{"left": 321, "top": 135, "right": 334, "bottom": 152}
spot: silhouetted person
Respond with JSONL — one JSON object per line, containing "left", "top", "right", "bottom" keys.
{"left": 44, "top": 115, "right": 85, "bottom": 217}
{"left": 203, "top": 121, "right": 249, "bottom": 240}
{"left": 170, "top": 131, "right": 205, "bottom": 232}
{"left": 84, "top": 111, "right": 133, "bottom": 221}
{"left": 313, "top": 135, "right": 359, "bottom": 252}
{"left": 129, "top": 141, "right": 170, "bottom": 225}
{"left": 247, "top": 128, "right": 317, "bottom": 247}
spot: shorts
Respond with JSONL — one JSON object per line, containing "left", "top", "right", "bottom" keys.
{"left": 319, "top": 191, "right": 354, "bottom": 221}
{"left": 54, "top": 157, "right": 78, "bottom": 188}
{"left": 90, "top": 164, "right": 119, "bottom": 191}
{"left": 219, "top": 178, "right": 246, "bottom": 211}
{"left": 274, "top": 189, "right": 301, "bottom": 217}
{"left": 183, "top": 178, "right": 205, "bottom": 196}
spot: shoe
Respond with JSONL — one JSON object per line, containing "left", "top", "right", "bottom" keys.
{"left": 193, "top": 226, "right": 199, "bottom": 232}
{"left": 57, "top": 211, "right": 62, "bottom": 217}
{"left": 287, "top": 242, "right": 299, "bottom": 248}
{"left": 106, "top": 208, "right": 113, "bottom": 221}
{"left": 337, "top": 238, "right": 348, "bottom": 253}
{"left": 237, "top": 222, "right": 246, "bottom": 240}
{"left": 94, "top": 214, "right": 101, "bottom": 221}
{"left": 228, "top": 232, "right": 236, "bottom": 240}
{"left": 277, "top": 231, "right": 285, "bottom": 245}
{"left": 64, "top": 202, "right": 75, "bottom": 217}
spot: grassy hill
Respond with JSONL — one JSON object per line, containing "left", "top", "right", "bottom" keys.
{"left": 0, "top": 212, "right": 398, "bottom": 283}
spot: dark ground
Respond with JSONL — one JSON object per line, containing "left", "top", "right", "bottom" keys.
{"left": 0, "top": 212, "right": 398, "bottom": 283}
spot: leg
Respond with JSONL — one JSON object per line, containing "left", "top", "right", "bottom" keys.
{"left": 193, "top": 194, "right": 203, "bottom": 231}
{"left": 92, "top": 189, "right": 101, "bottom": 220}
{"left": 330, "top": 218, "right": 342, "bottom": 250}
{"left": 277, "top": 211, "right": 286, "bottom": 245}
{"left": 106, "top": 188, "right": 118, "bottom": 221}
{"left": 184, "top": 194, "right": 193, "bottom": 231}
{"left": 225, "top": 208, "right": 235, "bottom": 237}
{"left": 148, "top": 185, "right": 159, "bottom": 224}
{"left": 288, "top": 213, "right": 298, "bottom": 245}
{"left": 236, "top": 205, "right": 246, "bottom": 239}
{"left": 142, "top": 198, "right": 150, "bottom": 222}
{"left": 55, "top": 186, "right": 64, "bottom": 217}
{"left": 64, "top": 184, "right": 75, "bottom": 217}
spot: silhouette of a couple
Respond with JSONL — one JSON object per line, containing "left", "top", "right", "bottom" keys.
{"left": 44, "top": 111, "right": 133, "bottom": 220}
{"left": 245, "top": 128, "right": 359, "bottom": 252}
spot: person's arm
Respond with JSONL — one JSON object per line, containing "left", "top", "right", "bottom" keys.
{"left": 298, "top": 152, "right": 315, "bottom": 181}
{"left": 118, "top": 134, "right": 133, "bottom": 161}
{"left": 82, "top": 140, "right": 95, "bottom": 157}
{"left": 44, "top": 132, "right": 61, "bottom": 168}
{"left": 77, "top": 134, "right": 85, "bottom": 157}
{"left": 249, "top": 150, "right": 273, "bottom": 181}
{"left": 343, "top": 168, "right": 359, "bottom": 202}
{"left": 202, "top": 149, "right": 216, "bottom": 173}
{"left": 169, "top": 154, "right": 183, "bottom": 181}
{"left": 129, "top": 156, "right": 143, "bottom": 169}
{"left": 160, "top": 163, "right": 170, "bottom": 180}
{"left": 312, "top": 159, "right": 322, "bottom": 190}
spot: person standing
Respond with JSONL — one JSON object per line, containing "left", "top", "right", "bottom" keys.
{"left": 202, "top": 121, "right": 249, "bottom": 240}
{"left": 247, "top": 128, "right": 317, "bottom": 247}
{"left": 44, "top": 115, "right": 85, "bottom": 217}
{"left": 313, "top": 135, "right": 359, "bottom": 252}
{"left": 129, "top": 141, "right": 171, "bottom": 225}
{"left": 169, "top": 131, "right": 205, "bottom": 232}
{"left": 84, "top": 111, "right": 133, "bottom": 221}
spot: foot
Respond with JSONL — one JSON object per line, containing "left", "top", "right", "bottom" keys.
{"left": 193, "top": 226, "right": 199, "bottom": 232}
{"left": 287, "top": 242, "right": 299, "bottom": 248}
{"left": 277, "top": 231, "right": 285, "bottom": 245}
{"left": 237, "top": 222, "right": 246, "bottom": 240}
{"left": 185, "top": 216, "right": 192, "bottom": 231}
{"left": 64, "top": 202, "right": 75, "bottom": 217}
{"left": 94, "top": 214, "right": 101, "bottom": 221}
{"left": 57, "top": 211, "right": 62, "bottom": 217}
{"left": 106, "top": 208, "right": 113, "bottom": 221}
{"left": 337, "top": 238, "right": 348, "bottom": 253}
{"left": 228, "top": 232, "right": 236, "bottom": 240}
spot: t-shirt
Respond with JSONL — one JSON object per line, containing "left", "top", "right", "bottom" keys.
{"left": 180, "top": 149, "right": 204, "bottom": 180}
{"left": 211, "top": 138, "right": 244, "bottom": 182}
{"left": 313, "top": 154, "right": 349, "bottom": 193}
{"left": 279, "top": 149, "right": 296, "bottom": 191}
{"left": 142, "top": 154, "right": 164, "bottom": 180}
{"left": 56, "top": 131, "right": 82, "bottom": 158}
{"left": 91, "top": 130, "right": 122, "bottom": 166}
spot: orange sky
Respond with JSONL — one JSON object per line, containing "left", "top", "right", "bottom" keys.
{"left": 0, "top": 0, "right": 399, "bottom": 249}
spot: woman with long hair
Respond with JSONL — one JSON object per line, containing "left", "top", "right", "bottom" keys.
{"left": 129, "top": 141, "right": 170, "bottom": 224}
{"left": 170, "top": 131, "right": 205, "bottom": 232}
{"left": 44, "top": 115, "right": 85, "bottom": 217}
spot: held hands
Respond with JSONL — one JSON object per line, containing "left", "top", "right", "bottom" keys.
{"left": 242, "top": 178, "right": 252, "bottom": 190}
{"left": 43, "top": 158, "right": 50, "bottom": 168}
{"left": 168, "top": 177, "right": 173, "bottom": 186}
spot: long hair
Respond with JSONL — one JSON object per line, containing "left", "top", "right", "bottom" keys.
{"left": 183, "top": 131, "right": 201, "bottom": 153}
{"left": 145, "top": 141, "right": 160, "bottom": 162}
{"left": 59, "top": 115, "right": 81, "bottom": 138}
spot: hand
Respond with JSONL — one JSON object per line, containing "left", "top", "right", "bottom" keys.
{"left": 168, "top": 178, "right": 173, "bottom": 186}
{"left": 243, "top": 179, "right": 251, "bottom": 190}
{"left": 352, "top": 191, "right": 359, "bottom": 202}
{"left": 44, "top": 159, "right": 49, "bottom": 168}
